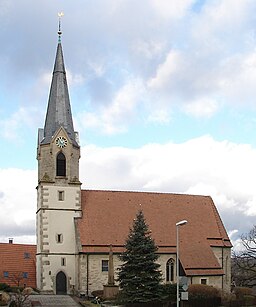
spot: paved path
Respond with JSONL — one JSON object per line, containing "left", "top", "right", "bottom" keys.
{"left": 29, "top": 295, "right": 80, "bottom": 306}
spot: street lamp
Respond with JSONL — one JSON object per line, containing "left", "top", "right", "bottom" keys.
{"left": 176, "top": 220, "right": 188, "bottom": 307}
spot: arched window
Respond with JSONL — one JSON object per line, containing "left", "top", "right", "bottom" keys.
{"left": 166, "top": 258, "right": 175, "bottom": 282}
{"left": 56, "top": 152, "right": 66, "bottom": 177}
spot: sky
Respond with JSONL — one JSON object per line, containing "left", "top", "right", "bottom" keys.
{"left": 0, "top": 0, "right": 256, "bottom": 249}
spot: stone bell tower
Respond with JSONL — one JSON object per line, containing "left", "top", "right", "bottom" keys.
{"left": 36, "top": 27, "right": 81, "bottom": 294}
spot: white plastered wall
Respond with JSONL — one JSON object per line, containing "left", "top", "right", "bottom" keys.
{"left": 36, "top": 183, "right": 81, "bottom": 293}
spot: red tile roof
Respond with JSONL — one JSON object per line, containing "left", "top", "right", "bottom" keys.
{"left": 78, "top": 190, "right": 232, "bottom": 276}
{"left": 0, "top": 243, "right": 36, "bottom": 288}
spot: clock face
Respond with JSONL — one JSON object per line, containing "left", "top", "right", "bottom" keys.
{"left": 55, "top": 136, "right": 68, "bottom": 148}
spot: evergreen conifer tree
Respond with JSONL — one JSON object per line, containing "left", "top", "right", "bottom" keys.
{"left": 118, "top": 209, "right": 162, "bottom": 303}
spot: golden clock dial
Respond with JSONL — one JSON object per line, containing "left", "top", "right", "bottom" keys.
{"left": 55, "top": 136, "right": 68, "bottom": 148}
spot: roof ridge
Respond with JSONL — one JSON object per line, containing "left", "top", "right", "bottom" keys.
{"left": 81, "top": 188, "right": 211, "bottom": 198}
{"left": 0, "top": 242, "right": 36, "bottom": 246}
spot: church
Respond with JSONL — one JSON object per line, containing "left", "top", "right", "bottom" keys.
{"left": 0, "top": 30, "right": 232, "bottom": 296}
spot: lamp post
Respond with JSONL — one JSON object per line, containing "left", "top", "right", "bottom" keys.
{"left": 176, "top": 220, "right": 188, "bottom": 307}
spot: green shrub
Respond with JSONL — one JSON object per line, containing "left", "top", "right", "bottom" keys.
{"left": 233, "top": 286, "right": 252, "bottom": 299}
{"left": 160, "top": 283, "right": 176, "bottom": 301}
{"left": 0, "top": 283, "right": 11, "bottom": 292}
{"left": 243, "top": 294, "right": 255, "bottom": 305}
{"left": 10, "top": 286, "right": 24, "bottom": 293}
{"left": 220, "top": 290, "right": 236, "bottom": 303}
{"left": 188, "top": 284, "right": 220, "bottom": 299}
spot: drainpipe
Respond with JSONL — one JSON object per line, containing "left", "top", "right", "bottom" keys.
{"left": 86, "top": 254, "right": 89, "bottom": 297}
{"left": 222, "top": 248, "right": 224, "bottom": 290}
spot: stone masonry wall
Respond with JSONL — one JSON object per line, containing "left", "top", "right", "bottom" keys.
{"left": 79, "top": 250, "right": 231, "bottom": 294}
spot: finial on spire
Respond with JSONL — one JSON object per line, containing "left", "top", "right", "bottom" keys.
{"left": 58, "top": 12, "right": 64, "bottom": 42}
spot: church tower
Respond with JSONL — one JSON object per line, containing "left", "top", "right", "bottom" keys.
{"left": 36, "top": 28, "right": 81, "bottom": 294}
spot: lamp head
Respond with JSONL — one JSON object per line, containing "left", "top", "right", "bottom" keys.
{"left": 176, "top": 220, "right": 188, "bottom": 226}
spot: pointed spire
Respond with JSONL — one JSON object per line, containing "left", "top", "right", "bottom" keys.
{"left": 42, "top": 19, "right": 78, "bottom": 147}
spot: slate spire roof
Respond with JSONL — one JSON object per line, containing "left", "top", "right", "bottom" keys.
{"left": 41, "top": 38, "right": 78, "bottom": 147}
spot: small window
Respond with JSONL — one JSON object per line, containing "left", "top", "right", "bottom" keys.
{"left": 56, "top": 234, "right": 63, "bottom": 243}
{"left": 23, "top": 272, "right": 28, "bottom": 279}
{"left": 24, "top": 252, "right": 30, "bottom": 259}
{"left": 102, "top": 260, "right": 109, "bottom": 272}
{"left": 3, "top": 271, "right": 8, "bottom": 278}
{"left": 61, "top": 257, "right": 66, "bottom": 266}
{"left": 58, "top": 191, "right": 64, "bottom": 201}
{"left": 200, "top": 278, "right": 207, "bottom": 285}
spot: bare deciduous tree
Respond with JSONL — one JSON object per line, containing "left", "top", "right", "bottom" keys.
{"left": 232, "top": 225, "right": 256, "bottom": 287}
{"left": 0, "top": 271, "right": 32, "bottom": 307}
{"left": 9, "top": 287, "right": 32, "bottom": 307}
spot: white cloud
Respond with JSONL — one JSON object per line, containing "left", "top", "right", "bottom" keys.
{"left": 2, "top": 0, "right": 256, "bottom": 136}
{"left": 0, "top": 168, "right": 36, "bottom": 244}
{"left": 228, "top": 230, "right": 243, "bottom": 251}
{"left": 66, "top": 69, "right": 85, "bottom": 87}
{"left": 147, "top": 109, "right": 172, "bottom": 124}
{"left": 133, "top": 39, "right": 166, "bottom": 59}
{"left": 244, "top": 197, "right": 256, "bottom": 216}
{"left": 0, "top": 107, "right": 41, "bottom": 142}
{"left": 0, "top": 235, "right": 35, "bottom": 245}
{"left": 87, "top": 61, "right": 106, "bottom": 78}
{"left": 147, "top": 50, "right": 185, "bottom": 91}
{"left": 200, "top": 0, "right": 252, "bottom": 32}
{"left": 218, "top": 52, "right": 256, "bottom": 105}
{"left": 139, "top": 0, "right": 256, "bottom": 120}
{"left": 183, "top": 97, "right": 219, "bottom": 117}
{"left": 151, "top": 0, "right": 195, "bottom": 19}
{"left": 41, "top": 72, "right": 51, "bottom": 87}
{"left": 77, "top": 78, "right": 145, "bottom": 134}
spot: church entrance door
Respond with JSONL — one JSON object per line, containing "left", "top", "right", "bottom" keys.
{"left": 56, "top": 271, "right": 67, "bottom": 295}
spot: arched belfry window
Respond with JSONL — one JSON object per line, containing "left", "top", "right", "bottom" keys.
{"left": 56, "top": 152, "right": 66, "bottom": 177}
{"left": 166, "top": 258, "right": 175, "bottom": 282}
